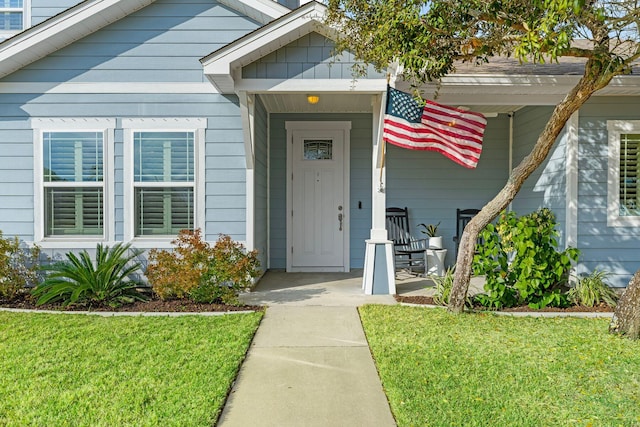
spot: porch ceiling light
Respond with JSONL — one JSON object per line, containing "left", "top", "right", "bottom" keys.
{"left": 307, "top": 94, "right": 320, "bottom": 105}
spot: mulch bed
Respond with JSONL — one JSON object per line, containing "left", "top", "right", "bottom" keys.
{"left": 394, "top": 294, "right": 615, "bottom": 312}
{"left": 0, "top": 292, "right": 263, "bottom": 313}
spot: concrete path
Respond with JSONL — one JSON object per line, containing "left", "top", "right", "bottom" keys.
{"left": 217, "top": 272, "right": 398, "bottom": 426}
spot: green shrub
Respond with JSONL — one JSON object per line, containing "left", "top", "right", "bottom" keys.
{"left": 568, "top": 269, "right": 619, "bottom": 307}
{"left": 146, "top": 229, "right": 209, "bottom": 300}
{"left": 473, "top": 208, "right": 579, "bottom": 309}
{"left": 32, "top": 243, "right": 146, "bottom": 307}
{"left": 430, "top": 266, "right": 472, "bottom": 308}
{"left": 430, "top": 267, "right": 454, "bottom": 306}
{"left": 0, "top": 231, "right": 40, "bottom": 300}
{"left": 146, "top": 230, "right": 260, "bottom": 304}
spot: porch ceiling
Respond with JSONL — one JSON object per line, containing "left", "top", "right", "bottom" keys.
{"left": 259, "top": 93, "right": 375, "bottom": 113}
{"left": 258, "top": 93, "right": 523, "bottom": 115}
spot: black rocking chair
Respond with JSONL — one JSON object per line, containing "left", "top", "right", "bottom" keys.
{"left": 453, "top": 208, "right": 481, "bottom": 259}
{"left": 386, "top": 207, "right": 428, "bottom": 274}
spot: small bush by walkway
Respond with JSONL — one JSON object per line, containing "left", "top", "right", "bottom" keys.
{"left": 0, "top": 311, "right": 262, "bottom": 426}
{"left": 360, "top": 305, "right": 640, "bottom": 426}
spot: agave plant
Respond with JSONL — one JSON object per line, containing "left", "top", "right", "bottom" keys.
{"left": 33, "top": 243, "right": 146, "bottom": 307}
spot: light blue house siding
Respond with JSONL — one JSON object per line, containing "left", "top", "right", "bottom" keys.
{"left": 0, "top": 119, "right": 33, "bottom": 239}
{"left": 385, "top": 114, "right": 511, "bottom": 263}
{"left": 577, "top": 97, "right": 640, "bottom": 287}
{"left": 0, "top": 0, "right": 261, "bottom": 256}
{"left": 510, "top": 106, "right": 568, "bottom": 240}
{"left": 268, "top": 113, "right": 373, "bottom": 269}
{"left": 5, "top": 0, "right": 261, "bottom": 83}
{"left": 242, "top": 32, "right": 384, "bottom": 80}
{"left": 31, "top": 0, "right": 79, "bottom": 26}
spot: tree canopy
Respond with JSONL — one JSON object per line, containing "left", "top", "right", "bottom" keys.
{"left": 326, "top": 0, "right": 640, "bottom": 85}
{"left": 326, "top": 0, "right": 640, "bottom": 335}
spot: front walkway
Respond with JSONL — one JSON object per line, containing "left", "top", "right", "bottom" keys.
{"left": 217, "top": 270, "right": 423, "bottom": 426}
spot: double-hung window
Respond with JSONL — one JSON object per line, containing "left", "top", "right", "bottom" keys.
{"left": 124, "top": 118, "right": 205, "bottom": 240}
{"left": 607, "top": 120, "right": 640, "bottom": 226}
{"left": 32, "top": 118, "right": 115, "bottom": 241}
{"left": 0, "top": 0, "right": 29, "bottom": 35}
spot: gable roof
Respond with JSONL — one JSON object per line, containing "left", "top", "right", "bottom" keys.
{"left": 0, "top": 0, "right": 288, "bottom": 81}
{"left": 201, "top": 1, "right": 334, "bottom": 93}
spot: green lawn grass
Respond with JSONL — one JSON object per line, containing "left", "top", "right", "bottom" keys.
{"left": 0, "top": 311, "right": 262, "bottom": 426}
{"left": 359, "top": 305, "right": 640, "bottom": 427}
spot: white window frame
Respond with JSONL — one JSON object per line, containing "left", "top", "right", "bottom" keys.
{"left": 123, "top": 118, "right": 206, "bottom": 247}
{"left": 32, "top": 118, "right": 115, "bottom": 246}
{"left": 607, "top": 120, "right": 640, "bottom": 227}
{"left": 0, "top": 0, "right": 30, "bottom": 38}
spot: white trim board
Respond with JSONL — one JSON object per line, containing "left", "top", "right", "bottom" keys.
{"left": 607, "top": 120, "right": 640, "bottom": 227}
{"left": 31, "top": 117, "right": 116, "bottom": 244}
{"left": 0, "top": 82, "right": 220, "bottom": 94}
{"left": 565, "top": 112, "right": 579, "bottom": 248}
{"left": 122, "top": 117, "right": 206, "bottom": 242}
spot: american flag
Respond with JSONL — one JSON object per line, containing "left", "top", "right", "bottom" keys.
{"left": 382, "top": 86, "right": 487, "bottom": 169}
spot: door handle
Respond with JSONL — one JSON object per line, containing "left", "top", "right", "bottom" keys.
{"left": 338, "top": 213, "right": 343, "bottom": 231}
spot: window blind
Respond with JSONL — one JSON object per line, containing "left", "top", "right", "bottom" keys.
{"left": 133, "top": 131, "right": 195, "bottom": 236}
{"left": 42, "top": 132, "right": 104, "bottom": 236}
{"left": 0, "top": 0, "right": 23, "bottom": 31}
{"left": 620, "top": 134, "right": 640, "bottom": 216}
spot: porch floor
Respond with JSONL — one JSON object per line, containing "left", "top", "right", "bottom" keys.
{"left": 239, "top": 269, "right": 439, "bottom": 307}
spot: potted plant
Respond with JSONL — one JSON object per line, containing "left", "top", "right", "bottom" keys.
{"left": 418, "top": 222, "right": 442, "bottom": 249}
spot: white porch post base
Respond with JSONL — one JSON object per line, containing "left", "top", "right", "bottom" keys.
{"left": 362, "top": 239, "right": 396, "bottom": 295}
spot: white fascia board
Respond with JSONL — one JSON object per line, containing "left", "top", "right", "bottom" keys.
{"left": 424, "top": 74, "right": 640, "bottom": 95}
{"left": 0, "top": 0, "right": 156, "bottom": 80}
{"left": 236, "top": 78, "right": 387, "bottom": 93}
{"left": 217, "top": 0, "right": 289, "bottom": 24}
{"left": 413, "top": 74, "right": 581, "bottom": 95}
{"left": 431, "top": 92, "right": 567, "bottom": 106}
{"left": 202, "top": 2, "right": 330, "bottom": 93}
{"left": 0, "top": 82, "right": 219, "bottom": 94}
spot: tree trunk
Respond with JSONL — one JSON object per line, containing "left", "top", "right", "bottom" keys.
{"left": 448, "top": 64, "right": 614, "bottom": 314}
{"left": 609, "top": 269, "right": 640, "bottom": 340}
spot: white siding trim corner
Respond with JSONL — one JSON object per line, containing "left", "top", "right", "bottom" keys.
{"left": 565, "top": 112, "right": 579, "bottom": 248}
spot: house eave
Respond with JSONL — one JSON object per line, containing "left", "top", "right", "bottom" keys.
{"left": 413, "top": 74, "right": 640, "bottom": 97}
{"left": 201, "top": 2, "right": 333, "bottom": 94}
{"left": 217, "top": 0, "right": 289, "bottom": 24}
{"left": 0, "top": 0, "right": 290, "bottom": 81}
{"left": 0, "top": 0, "right": 158, "bottom": 80}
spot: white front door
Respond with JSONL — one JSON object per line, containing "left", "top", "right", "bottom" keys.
{"left": 286, "top": 122, "right": 351, "bottom": 272}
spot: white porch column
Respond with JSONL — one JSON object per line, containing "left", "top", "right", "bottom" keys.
{"left": 363, "top": 92, "right": 396, "bottom": 295}
{"left": 239, "top": 91, "right": 256, "bottom": 251}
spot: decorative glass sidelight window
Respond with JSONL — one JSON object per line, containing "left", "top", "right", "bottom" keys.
{"left": 42, "top": 131, "right": 104, "bottom": 236}
{"left": 0, "top": 0, "right": 27, "bottom": 32}
{"left": 607, "top": 120, "right": 640, "bottom": 226}
{"left": 133, "top": 131, "right": 195, "bottom": 236}
{"left": 303, "top": 139, "right": 333, "bottom": 160}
